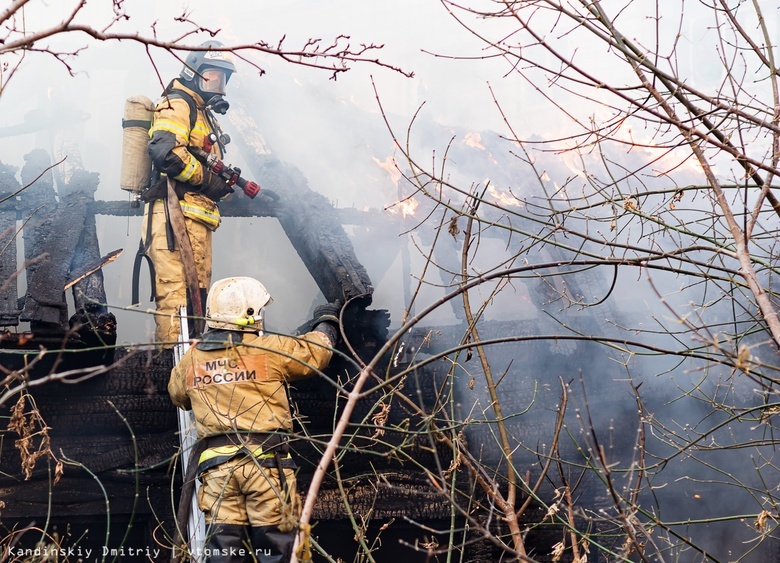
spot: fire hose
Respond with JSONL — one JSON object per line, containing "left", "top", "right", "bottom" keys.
{"left": 189, "top": 142, "right": 279, "bottom": 203}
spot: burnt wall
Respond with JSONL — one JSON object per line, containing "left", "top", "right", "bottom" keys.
{"left": 0, "top": 347, "right": 179, "bottom": 561}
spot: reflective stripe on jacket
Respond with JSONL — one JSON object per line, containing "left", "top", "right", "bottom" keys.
{"left": 147, "top": 79, "right": 223, "bottom": 187}
{"left": 180, "top": 196, "right": 220, "bottom": 230}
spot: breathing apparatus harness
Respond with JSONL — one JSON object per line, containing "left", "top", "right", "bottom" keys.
{"left": 130, "top": 82, "right": 228, "bottom": 310}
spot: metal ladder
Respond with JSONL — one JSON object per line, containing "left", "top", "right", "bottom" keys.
{"left": 174, "top": 307, "right": 207, "bottom": 561}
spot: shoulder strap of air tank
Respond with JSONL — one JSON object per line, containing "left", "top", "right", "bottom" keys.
{"left": 163, "top": 80, "right": 198, "bottom": 131}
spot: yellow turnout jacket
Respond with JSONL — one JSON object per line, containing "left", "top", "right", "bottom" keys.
{"left": 168, "top": 330, "right": 333, "bottom": 438}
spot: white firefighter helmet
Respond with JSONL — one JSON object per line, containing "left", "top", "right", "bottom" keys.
{"left": 205, "top": 277, "right": 273, "bottom": 331}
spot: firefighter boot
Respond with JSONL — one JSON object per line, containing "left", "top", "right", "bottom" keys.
{"left": 250, "top": 526, "right": 296, "bottom": 563}
{"left": 205, "top": 524, "right": 250, "bottom": 563}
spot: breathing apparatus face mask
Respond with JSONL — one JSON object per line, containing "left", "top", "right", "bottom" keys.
{"left": 198, "top": 68, "right": 230, "bottom": 114}
{"left": 199, "top": 68, "right": 226, "bottom": 94}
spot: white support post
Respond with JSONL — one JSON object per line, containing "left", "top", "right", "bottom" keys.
{"left": 175, "top": 307, "right": 206, "bottom": 561}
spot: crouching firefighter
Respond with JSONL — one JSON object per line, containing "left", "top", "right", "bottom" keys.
{"left": 168, "top": 276, "right": 341, "bottom": 563}
{"left": 137, "top": 40, "right": 238, "bottom": 348}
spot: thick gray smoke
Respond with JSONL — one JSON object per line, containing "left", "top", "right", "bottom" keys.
{"left": 1, "top": 3, "right": 778, "bottom": 561}
{"left": 0, "top": 1, "right": 520, "bottom": 341}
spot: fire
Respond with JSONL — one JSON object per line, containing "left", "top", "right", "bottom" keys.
{"left": 487, "top": 184, "right": 521, "bottom": 207}
{"left": 463, "top": 132, "right": 485, "bottom": 150}
{"left": 463, "top": 132, "right": 499, "bottom": 164}
{"left": 373, "top": 156, "right": 401, "bottom": 187}
{"left": 375, "top": 155, "right": 417, "bottom": 216}
{"left": 573, "top": 116, "right": 703, "bottom": 180}
{"left": 385, "top": 197, "right": 419, "bottom": 217}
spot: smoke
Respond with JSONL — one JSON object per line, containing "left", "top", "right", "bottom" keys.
{"left": 1, "top": 2, "right": 779, "bottom": 560}
{"left": 0, "top": 1, "right": 524, "bottom": 341}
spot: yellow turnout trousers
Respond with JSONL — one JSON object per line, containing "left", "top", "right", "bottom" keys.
{"left": 197, "top": 455, "right": 299, "bottom": 528}
{"left": 141, "top": 199, "right": 212, "bottom": 347}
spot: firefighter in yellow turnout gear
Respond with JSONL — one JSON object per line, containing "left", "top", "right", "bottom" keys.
{"left": 142, "top": 40, "right": 237, "bottom": 348}
{"left": 168, "top": 277, "right": 341, "bottom": 563}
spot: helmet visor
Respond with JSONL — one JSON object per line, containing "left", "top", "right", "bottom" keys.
{"left": 199, "top": 68, "right": 227, "bottom": 95}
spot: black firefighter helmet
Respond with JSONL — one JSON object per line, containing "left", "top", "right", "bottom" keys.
{"left": 180, "top": 40, "right": 237, "bottom": 114}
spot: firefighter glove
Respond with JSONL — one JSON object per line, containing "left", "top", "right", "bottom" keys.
{"left": 311, "top": 300, "right": 342, "bottom": 347}
{"left": 199, "top": 169, "right": 234, "bottom": 201}
{"left": 312, "top": 300, "right": 342, "bottom": 327}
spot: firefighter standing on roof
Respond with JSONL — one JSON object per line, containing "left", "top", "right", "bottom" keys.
{"left": 142, "top": 40, "right": 237, "bottom": 348}
{"left": 168, "top": 276, "right": 341, "bottom": 563}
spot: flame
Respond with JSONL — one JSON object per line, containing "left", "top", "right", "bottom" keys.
{"left": 375, "top": 155, "right": 416, "bottom": 215}
{"left": 487, "top": 184, "right": 521, "bottom": 207}
{"left": 385, "top": 196, "right": 419, "bottom": 217}
{"left": 463, "top": 132, "right": 486, "bottom": 150}
{"left": 558, "top": 111, "right": 704, "bottom": 182}
{"left": 463, "top": 132, "right": 500, "bottom": 164}
{"left": 534, "top": 103, "right": 706, "bottom": 194}
{"left": 373, "top": 156, "right": 401, "bottom": 187}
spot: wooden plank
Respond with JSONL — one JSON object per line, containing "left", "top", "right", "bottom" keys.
{"left": 65, "top": 170, "right": 107, "bottom": 306}
{"left": 0, "top": 161, "right": 20, "bottom": 325}
{"left": 18, "top": 149, "right": 63, "bottom": 326}
{"left": 65, "top": 249, "right": 123, "bottom": 291}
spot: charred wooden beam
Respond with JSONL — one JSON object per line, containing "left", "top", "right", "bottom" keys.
{"left": 20, "top": 194, "right": 88, "bottom": 327}
{"left": 271, "top": 170, "right": 374, "bottom": 304}
{"left": 18, "top": 149, "right": 64, "bottom": 328}
{"left": 0, "top": 161, "right": 20, "bottom": 326}
{"left": 64, "top": 170, "right": 118, "bottom": 352}
{"left": 17, "top": 160, "right": 116, "bottom": 338}
{"left": 227, "top": 105, "right": 374, "bottom": 305}
{"left": 92, "top": 199, "right": 385, "bottom": 227}
{"left": 17, "top": 145, "right": 117, "bottom": 336}
{"left": 65, "top": 169, "right": 106, "bottom": 309}
{"left": 303, "top": 474, "right": 456, "bottom": 521}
